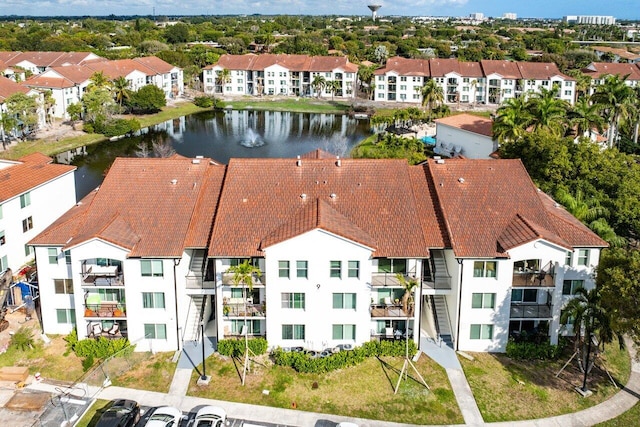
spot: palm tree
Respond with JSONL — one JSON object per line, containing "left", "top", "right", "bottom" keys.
{"left": 311, "top": 75, "right": 326, "bottom": 99}
{"left": 327, "top": 80, "right": 341, "bottom": 100}
{"left": 87, "top": 71, "right": 111, "bottom": 93}
{"left": 527, "top": 86, "right": 570, "bottom": 136}
{"left": 560, "top": 287, "right": 618, "bottom": 393}
{"left": 568, "top": 96, "right": 605, "bottom": 138}
{"left": 226, "top": 259, "right": 262, "bottom": 386}
{"left": 492, "top": 96, "right": 531, "bottom": 143}
{"left": 592, "top": 74, "right": 635, "bottom": 148}
{"left": 357, "top": 65, "right": 375, "bottom": 100}
{"left": 216, "top": 68, "right": 231, "bottom": 95}
{"left": 420, "top": 79, "right": 444, "bottom": 122}
{"left": 470, "top": 79, "right": 478, "bottom": 108}
{"left": 566, "top": 69, "right": 593, "bottom": 100}
{"left": 112, "top": 76, "right": 131, "bottom": 109}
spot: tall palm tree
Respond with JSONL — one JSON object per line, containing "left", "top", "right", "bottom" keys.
{"left": 527, "top": 86, "right": 570, "bottom": 136}
{"left": 592, "top": 74, "right": 634, "bottom": 148}
{"left": 112, "top": 76, "right": 131, "bottom": 109}
{"left": 217, "top": 68, "right": 231, "bottom": 95}
{"left": 568, "top": 96, "right": 605, "bottom": 138}
{"left": 311, "top": 74, "right": 326, "bottom": 98}
{"left": 560, "top": 287, "right": 618, "bottom": 392}
{"left": 492, "top": 96, "right": 531, "bottom": 143}
{"left": 566, "top": 69, "right": 593, "bottom": 100}
{"left": 87, "top": 71, "right": 111, "bottom": 93}
{"left": 357, "top": 65, "right": 375, "bottom": 100}
{"left": 420, "top": 79, "right": 444, "bottom": 122}
{"left": 327, "top": 80, "right": 341, "bottom": 100}
{"left": 226, "top": 259, "right": 262, "bottom": 386}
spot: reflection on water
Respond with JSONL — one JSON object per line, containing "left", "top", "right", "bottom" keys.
{"left": 59, "top": 110, "right": 371, "bottom": 201}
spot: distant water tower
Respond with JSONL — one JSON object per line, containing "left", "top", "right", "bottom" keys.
{"left": 368, "top": 4, "right": 382, "bottom": 21}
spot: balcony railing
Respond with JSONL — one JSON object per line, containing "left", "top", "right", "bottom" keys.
{"left": 370, "top": 304, "right": 411, "bottom": 318}
{"left": 371, "top": 272, "right": 406, "bottom": 286}
{"left": 512, "top": 271, "right": 554, "bottom": 287}
{"left": 81, "top": 261, "right": 124, "bottom": 286}
{"left": 223, "top": 303, "right": 266, "bottom": 317}
{"left": 84, "top": 303, "right": 126, "bottom": 318}
{"left": 510, "top": 304, "right": 552, "bottom": 319}
{"left": 185, "top": 275, "right": 216, "bottom": 289}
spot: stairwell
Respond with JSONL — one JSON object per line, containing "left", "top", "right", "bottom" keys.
{"left": 431, "top": 249, "right": 452, "bottom": 289}
{"left": 183, "top": 295, "right": 206, "bottom": 343}
{"left": 431, "top": 295, "right": 453, "bottom": 348}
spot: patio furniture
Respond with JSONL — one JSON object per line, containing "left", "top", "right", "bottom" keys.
{"left": 91, "top": 322, "right": 103, "bottom": 338}
{"left": 107, "top": 323, "right": 119, "bottom": 336}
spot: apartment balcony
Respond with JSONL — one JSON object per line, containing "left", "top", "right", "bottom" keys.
{"left": 223, "top": 303, "right": 266, "bottom": 318}
{"left": 185, "top": 275, "right": 216, "bottom": 290}
{"left": 371, "top": 272, "right": 406, "bottom": 286}
{"left": 512, "top": 271, "right": 554, "bottom": 287}
{"left": 509, "top": 303, "right": 552, "bottom": 319}
{"left": 370, "top": 303, "right": 412, "bottom": 318}
{"left": 221, "top": 273, "right": 265, "bottom": 286}
{"left": 84, "top": 303, "right": 126, "bottom": 318}
{"left": 422, "top": 278, "right": 452, "bottom": 291}
{"left": 81, "top": 260, "right": 124, "bottom": 287}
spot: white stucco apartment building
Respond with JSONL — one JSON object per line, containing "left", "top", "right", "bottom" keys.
{"left": 30, "top": 152, "right": 606, "bottom": 353}
{"left": 0, "top": 153, "right": 76, "bottom": 273}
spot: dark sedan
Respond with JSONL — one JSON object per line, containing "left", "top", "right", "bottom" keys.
{"left": 96, "top": 399, "right": 141, "bottom": 427}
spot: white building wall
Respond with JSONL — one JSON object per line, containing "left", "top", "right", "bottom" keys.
{"left": 1, "top": 169, "right": 75, "bottom": 272}
{"left": 262, "top": 229, "right": 373, "bottom": 350}
{"left": 264, "top": 64, "right": 290, "bottom": 96}
{"left": 435, "top": 124, "right": 497, "bottom": 159}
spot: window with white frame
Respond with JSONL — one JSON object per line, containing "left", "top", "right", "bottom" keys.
{"left": 24, "top": 244, "right": 33, "bottom": 257}
{"left": 0, "top": 256, "right": 7, "bottom": 271}
{"left": 281, "top": 292, "right": 305, "bottom": 309}
{"left": 54, "top": 279, "right": 73, "bottom": 294}
{"left": 330, "top": 260, "right": 341, "bottom": 278}
{"left": 282, "top": 324, "right": 305, "bottom": 340}
{"left": 470, "top": 324, "right": 493, "bottom": 339}
{"left": 141, "top": 260, "right": 163, "bottom": 277}
{"left": 56, "top": 309, "right": 76, "bottom": 324}
{"left": 48, "top": 248, "right": 58, "bottom": 264}
{"left": 332, "top": 324, "right": 356, "bottom": 340}
{"left": 64, "top": 250, "right": 71, "bottom": 264}
{"left": 296, "top": 260, "right": 308, "bottom": 278}
{"left": 332, "top": 293, "right": 356, "bottom": 309}
{"left": 278, "top": 261, "right": 290, "bottom": 278}
{"left": 471, "top": 293, "right": 495, "bottom": 309}
{"left": 142, "top": 292, "right": 165, "bottom": 309}
{"left": 231, "top": 319, "right": 261, "bottom": 335}
{"left": 473, "top": 261, "right": 497, "bottom": 278}
{"left": 563, "top": 280, "right": 584, "bottom": 295}
{"left": 348, "top": 261, "right": 359, "bottom": 278}
{"left": 144, "top": 323, "right": 167, "bottom": 339}
{"left": 565, "top": 251, "right": 573, "bottom": 266}
{"left": 577, "top": 249, "right": 589, "bottom": 266}
{"left": 20, "top": 192, "right": 31, "bottom": 208}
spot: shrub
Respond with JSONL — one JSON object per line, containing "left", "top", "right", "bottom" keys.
{"left": 10, "top": 327, "right": 35, "bottom": 351}
{"left": 194, "top": 96, "right": 214, "bottom": 108}
{"left": 505, "top": 338, "right": 562, "bottom": 360}
{"left": 272, "top": 340, "right": 417, "bottom": 373}
{"left": 218, "top": 337, "right": 268, "bottom": 357}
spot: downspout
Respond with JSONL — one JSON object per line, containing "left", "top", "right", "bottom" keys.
{"left": 455, "top": 258, "right": 463, "bottom": 351}
{"left": 173, "top": 258, "right": 181, "bottom": 352}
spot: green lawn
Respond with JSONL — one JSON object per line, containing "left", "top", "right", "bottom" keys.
{"left": 110, "top": 351, "right": 177, "bottom": 393}
{"left": 75, "top": 399, "right": 110, "bottom": 427}
{"left": 188, "top": 353, "right": 462, "bottom": 425}
{"left": 461, "top": 343, "right": 630, "bottom": 422}
{"left": 220, "top": 97, "right": 352, "bottom": 113}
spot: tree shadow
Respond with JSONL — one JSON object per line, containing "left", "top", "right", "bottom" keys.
{"left": 376, "top": 355, "right": 424, "bottom": 392}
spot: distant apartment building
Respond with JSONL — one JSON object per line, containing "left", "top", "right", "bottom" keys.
{"left": 373, "top": 57, "right": 576, "bottom": 106}
{"left": 582, "top": 62, "right": 640, "bottom": 94}
{"left": 202, "top": 54, "right": 358, "bottom": 98}
{"left": 502, "top": 13, "right": 517, "bottom": 20}
{"left": 564, "top": 15, "right": 616, "bottom": 25}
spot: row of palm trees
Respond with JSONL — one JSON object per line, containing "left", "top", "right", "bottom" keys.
{"left": 493, "top": 74, "right": 640, "bottom": 149}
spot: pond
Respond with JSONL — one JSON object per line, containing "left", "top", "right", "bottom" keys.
{"left": 57, "top": 110, "right": 371, "bottom": 201}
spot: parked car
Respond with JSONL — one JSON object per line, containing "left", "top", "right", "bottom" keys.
{"left": 143, "top": 406, "right": 184, "bottom": 427}
{"left": 336, "top": 423, "right": 359, "bottom": 427}
{"left": 96, "top": 399, "right": 140, "bottom": 427}
{"left": 191, "top": 406, "right": 227, "bottom": 427}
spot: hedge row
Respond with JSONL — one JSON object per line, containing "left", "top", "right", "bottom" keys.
{"left": 272, "top": 340, "right": 417, "bottom": 373}
{"left": 217, "top": 337, "right": 268, "bottom": 357}
{"left": 505, "top": 339, "right": 563, "bottom": 360}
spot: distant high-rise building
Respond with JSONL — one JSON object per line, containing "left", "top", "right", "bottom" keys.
{"left": 469, "top": 12, "right": 484, "bottom": 21}
{"left": 502, "top": 12, "right": 517, "bottom": 20}
{"left": 367, "top": 4, "right": 382, "bottom": 22}
{"left": 564, "top": 15, "right": 616, "bottom": 25}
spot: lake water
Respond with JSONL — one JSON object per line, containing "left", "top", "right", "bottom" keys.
{"left": 58, "top": 110, "right": 371, "bottom": 201}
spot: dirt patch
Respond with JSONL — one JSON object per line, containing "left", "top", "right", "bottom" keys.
{"left": 4, "top": 390, "right": 51, "bottom": 411}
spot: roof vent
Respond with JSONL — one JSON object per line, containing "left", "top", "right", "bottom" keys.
{"left": 196, "top": 155, "right": 204, "bottom": 159}
{"left": 436, "top": 159, "right": 445, "bottom": 164}
{"left": 554, "top": 202, "right": 560, "bottom": 208}
{"left": 330, "top": 193, "right": 337, "bottom": 199}
{"left": 170, "top": 179, "right": 177, "bottom": 185}
{"left": 300, "top": 193, "right": 307, "bottom": 200}
{"left": 458, "top": 177, "right": 465, "bottom": 183}
{"left": 433, "top": 156, "right": 441, "bottom": 160}
{"left": 192, "top": 159, "right": 201, "bottom": 164}
{"left": 296, "top": 155, "right": 301, "bottom": 167}
{"left": 336, "top": 156, "right": 341, "bottom": 167}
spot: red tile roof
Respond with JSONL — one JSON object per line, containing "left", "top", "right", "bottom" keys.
{"left": 207, "top": 54, "right": 358, "bottom": 73}
{"left": 133, "top": 56, "right": 177, "bottom": 74}
{"left": 0, "top": 154, "right": 75, "bottom": 203}
{"left": 479, "top": 60, "right": 521, "bottom": 78}
{"left": 582, "top": 62, "right": 640, "bottom": 80}
{"left": 435, "top": 113, "right": 494, "bottom": 138}
{"left": 374, "top": 56, "right": 430, "bottom": 76}
{"left": 24, "top": 75, "right": 75, "bottom": 89}
{"left": 0, "top": 75, "right": 30, "bottom": 101}
{"left": 516, "top": 62, "right": 572, "bottom": 80}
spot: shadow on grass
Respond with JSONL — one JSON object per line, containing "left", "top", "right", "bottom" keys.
{"left": 376, "top": 356, "right": 425, "bottom": 392}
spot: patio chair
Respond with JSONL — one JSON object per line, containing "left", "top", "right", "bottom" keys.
{"left": 91, "top": 323, "right": 103, "bottom": 338}
{"left": 107, "top": 323, "right": 119, "bottom": 336}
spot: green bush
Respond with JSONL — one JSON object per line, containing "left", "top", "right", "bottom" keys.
{"left": 505, "top": 338, "right": 562, "bottom": 360}
{"left": 10, "top": 327, "right": 35, "bottom": 351}
{"left": 272, "top": 340, "right": 417, "bottom": 374}
{"left": 64, "top": 330, "right": 134, "bottom": 369}
{"left": 217, "top": 337, "right": 268, "bottom": 357}
{"left": 194, "top": 96, "right": 214, "bottom": 108}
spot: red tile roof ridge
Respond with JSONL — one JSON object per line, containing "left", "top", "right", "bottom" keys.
{"left": 423, "top": 159, "right": 460, "bottom": 253}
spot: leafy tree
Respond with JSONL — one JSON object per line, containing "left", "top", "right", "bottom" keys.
{"left": 127, "top": 85, "right": 166, "bottom": 114}
{"left": 568, "top": 96, "right": 604, "bottom": 137}
{"left": 82, "top": 88, "right": 115, "bottom": 126}
{"left": 419, "top": 79, "right": 444, "bottom": 121}
{"left": 5, "top": 92, "right": 39, "bottom": 138}
{"left": 592, "top": 74, "right": 634, "bottom": 148}
{"left": 87, "top": 71, "right": 111, "bottom": 93}
{"left": 66, "top": 103, "right": 82, "bottom": 130}
{"left": 527, "top": 86, "right": 569, "bottom": 136}
{"left": 492, "top": 97, "right": 531, "bottom": 143}
{"left": 164, "top": 22, "right": 190, "bottom": 44}
{"left": 138, "top": 40, "right": 170, "bottom": 55}
{"left": 112, "top": 76, "right": 131, "bottom": 109}
{"left": 357, "top": 65, "right": 375, "bottom": 100}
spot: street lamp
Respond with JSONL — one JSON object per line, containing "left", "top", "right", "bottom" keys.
{"left": 200, "top": 321, "right": 207, "bottom": 381}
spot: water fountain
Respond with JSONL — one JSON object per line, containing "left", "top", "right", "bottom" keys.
{"left": 240, "top": 128, "right": 265, "bottom": 148}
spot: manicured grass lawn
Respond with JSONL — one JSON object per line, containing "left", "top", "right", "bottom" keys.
{"left": 111, "top": 351, "right": 177, "bottom": 393}
{"left": 75, "top": 399, "right": 111, "bottom": 427}
{"left": 461, "top": 343, "right": 630, "bottom": 422}
{"left": 188, "top": 353, "right": 462, "bottom": 425}
{"left": 220, "top": 97, "right": 352, "bottom": 114}
{"left": 597, "top": 402, "right": 640, "bottom": 426}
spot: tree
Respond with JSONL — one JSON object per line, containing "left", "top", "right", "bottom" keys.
{"left": 216, "top": 68, "right": 231, "bottom": 94}
{"left": 5, "top": 92, "right": 39, "bottom": 139}
{"left": 569, "top": 96, "right": 604, "bottom": 137}
{"left": 42, "top": 90, "right": 55, "bottom": 128}
{"left": 357, "top": 65, "right": 375, "bottom": 100}
{"left": 82, "top": 88, "right": 115, "bottom": 126}
{"left": 597, "top": 248, "right": 640, "bottom": 348}
{"left": 560, "top": 287, "right": 618, "bottom": 393}
{"left": 527, "top": 86, "right": 569, "bottom": 137}
{"left": 66, "top": 103, "right": 82, "bottom": 130}
{"left": 373, "top": 44, "right": 389, "bottom": 64}
{"left": 419, "top": 79, "right": 444, "bottom": 122}
{"left": 311, "top": 74, "right": 326, "bottom": 99}
{"left": 87, "top": 71, "right": 111, "bottom": 93}
{"left": 164, "top": 22, "right": 190, "bottom": 44}
{"left": 127, "top": 85, "right": 167, "bottom": 114}
{"left": 492, "top": 96, "right": 531, "bottom": 143}
{"left": 226, "top": 260, "right": 262, "bottom": 386}
{"left": 592, "top": 74, "right": 634, "bottom": 148}
{"left": 327, "top": 80, "right": 341, "bottom": 100}
{"left": 112, "top": 76, "right": 131, "bottom": 109}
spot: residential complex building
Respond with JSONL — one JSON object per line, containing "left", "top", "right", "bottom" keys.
{"left": 0, "top": 51, "right": 104, "bottom": 76}
{"left": 0, "top": 76, "right": 46, "bottom": 137}
{"left": 202, "top": 54, "right": 358, "bottom": 98}
{"left": 30, "top": 151, "right": 605, "bottom": 354}
{"left": 374, "top": 57, "right": 576, "bottom": 105}
{"left": 0, "top": 153, "right": 76, "bottom": 272}
{"left": 582, "top": 62, "right": 640, "bottom": 94}
{"left": 563, "top": 16, "right": 616, "bottom": 25}
{"left": 433, "top": 113, "right": 496, "bottom": 159}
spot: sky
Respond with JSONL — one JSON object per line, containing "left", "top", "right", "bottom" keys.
{"left": 0, "top": 0, "right": 638, "bottom": 20}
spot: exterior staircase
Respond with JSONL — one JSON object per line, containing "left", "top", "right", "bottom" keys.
{"left": 431, "top": 250, "right": 452, "bottom": 289}
{"left": 431, "top": 295, "right": 453, "bottom": 348}
{"left": 183, "top": 295, "right": 206, "bottom": 343}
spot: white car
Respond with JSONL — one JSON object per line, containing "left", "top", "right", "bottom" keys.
{"left": 145, "top": 406, "right": 184, "bottom": 427}
{"left": 192, "top": 406, "right": 227, "bottom": 427}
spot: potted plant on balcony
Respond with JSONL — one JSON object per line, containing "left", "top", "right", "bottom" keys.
{"left": 223, "top": 304, "right": 230, "bottom": 317}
